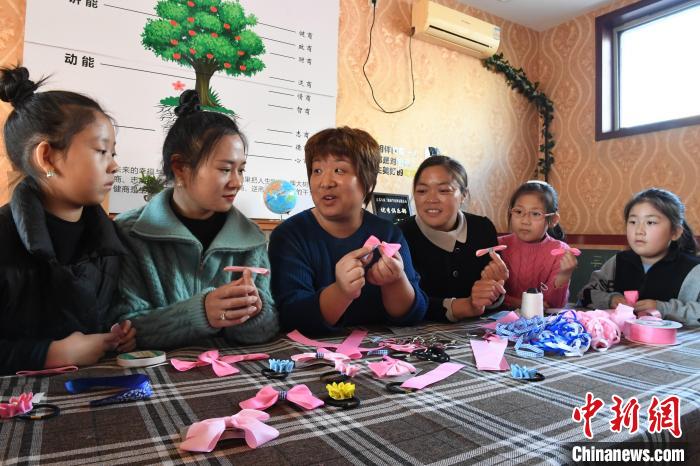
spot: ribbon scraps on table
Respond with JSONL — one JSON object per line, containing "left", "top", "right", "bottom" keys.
{"left": 179, "top": 409, "right": 279, "bottom": 452}
{"left": 239, "top": 385, "right": 324, "bottom": 411}
{"left": 574, "top": 310, "right": 622, "bottom": 351}
{"left": 287, "top": 329, "right": 373, "bottom": 359}
{"left": 475, "top": 245, "right": 507, "bottom": 257}
{"left": 495, "top": 311, "right": 591, "bottom": 358}
{"left": 65, "top": 374, "right": 153, "bottom": 407}
{"left": 15, "top": 366, "right": 79, "bottom": 377}
{"left": 170, "top": 350, "right": 269, "bottom": 377}
{"left": 388, "top": 362, "right": 465, "bottom": 394}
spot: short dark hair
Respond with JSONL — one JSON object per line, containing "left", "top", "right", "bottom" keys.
{"left": 304, "top": 126, "right": 380, "bottom": 204}
{"left": 0, "top": 66, "right": 107, "bottom": 183}
{"left": 624, "top": 188, "right": 697, "bottom": 255}
{"left": 413, "top": 155, "right": 469, "bottom": 195}
{"left": 508, "top": 180, "right": 565, "bottom": 240}
{"left": 162, "top": 90, "right": 247, "bottom": 181}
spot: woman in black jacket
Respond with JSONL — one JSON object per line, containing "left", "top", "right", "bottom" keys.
{"left": 399, "top": 156, "right": 508, "bottom": 322}
{"left": 0, "top": 67, "right": 134, "bottom": 374}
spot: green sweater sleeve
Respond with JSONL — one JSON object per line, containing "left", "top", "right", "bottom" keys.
{"left": 109, "top": 242, "right": 219, "bottom": 350}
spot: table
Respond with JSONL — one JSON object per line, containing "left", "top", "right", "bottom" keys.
{"left": 2, "top": 321, "right": 699, "bottom": 465}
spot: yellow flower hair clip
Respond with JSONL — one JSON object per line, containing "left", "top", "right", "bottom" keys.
{"left": 326, "top": 382, "right": 355, "bottom": 400}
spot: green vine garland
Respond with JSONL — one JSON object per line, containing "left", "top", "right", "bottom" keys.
{"left": 482, "top": 53, "right": 555, "bottom": 181}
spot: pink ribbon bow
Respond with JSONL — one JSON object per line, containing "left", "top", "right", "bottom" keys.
{"left": 171, "top": 350, "right": 269, "bottom": 377}
{"left": 291, "top": 350, "right": 350, "bottom": 366}
{"left": 364, "top": 235, "right": 402, "bottom": 257}
{"left": 475, "top": 245, "right": 507, "bottom": 257}
{"left": 239, "top": 385, "right": 324, "bottom": 411}
{"left": 368, "top": 356, "right": 417, "bottom": 378}
{"left": 179, "top": 409, "right": 279, "bottom": 452}
{"left": 0, "top": 392, "right": 34, "bottom": 419}
{"left": 335, "top": 360, "right": 361, "bottom": 377}
{"left": 550, "top": 247, "right": 582, "bottom": 256}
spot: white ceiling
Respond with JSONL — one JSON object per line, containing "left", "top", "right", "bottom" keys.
{"left": 457, "top": 0, "right": 616, "bottom": 31}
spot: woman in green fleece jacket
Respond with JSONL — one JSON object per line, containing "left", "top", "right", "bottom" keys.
{"left": 110, "top": 91, "right": 279, "bottom": 348}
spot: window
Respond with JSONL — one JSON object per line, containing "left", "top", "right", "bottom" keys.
{"left": 596, "top": 0, "right": 700, "bottom": 140}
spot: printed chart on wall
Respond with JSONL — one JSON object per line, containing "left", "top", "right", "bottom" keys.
{"left": 23, "top": 0, "right": 339, "bottom": 217}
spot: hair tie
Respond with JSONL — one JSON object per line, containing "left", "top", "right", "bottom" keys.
{"left": 174, "top": 89, "right": 201, "bottom": 117}
{"left": 0, "top": 67, "right": 39, "bottom": 108}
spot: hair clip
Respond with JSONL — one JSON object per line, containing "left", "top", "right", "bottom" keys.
{"left": 325, "top": 382, "right": 360, "bottom": 409}
{"left": 261, "top": 359, "right": 294, "bottom": 380}
{"left": 16, "top": 404, "right": 60, "bottom": 421}
{"left": 510, "top": 364, "right": 545, "bottom": 382}
{"left": 385, "top": 381, "right": 417, "bottom": 394}
{"left": 411, "top": 346, "right": 450, "bottom": 363}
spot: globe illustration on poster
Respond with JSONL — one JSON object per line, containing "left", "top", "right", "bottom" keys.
{"left": 263, "top": 180, "right": 298, "bottom": 217}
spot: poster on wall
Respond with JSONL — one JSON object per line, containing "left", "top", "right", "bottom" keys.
{"left": 23, "top": 0, "right": 339, "bottom": 218}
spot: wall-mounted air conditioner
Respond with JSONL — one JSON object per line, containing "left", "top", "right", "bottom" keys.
{"left": 412, "top": 0, "right": 501, "bottom": 59}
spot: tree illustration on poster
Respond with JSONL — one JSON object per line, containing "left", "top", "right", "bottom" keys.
{"left": 142, "top": 0, "right": 266, "bottom": 114}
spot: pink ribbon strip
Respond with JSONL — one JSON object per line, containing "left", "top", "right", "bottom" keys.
{"left": 0, "top": 392, "right": 33, "bottom": 419}
{"left": 16, "top": 366, "right": 79, "bottom": 376}
{"left": 550, "top": 247, "right": 582, "bottom": 256}
{"left": 335, "top": 329, "right": 368, "bottom": 357}
{"left": 368, "top": 356, "right": 416, "bottom": 378}
{"left": 475, "top": 245, "right": 508, "bottom": 257}
{"left": 239, "top": 385, "right": 324, "bottom": 411}
{"left": 606, "top": 304, "right": 636, "bottom": 335}
{"left": 624, "top": 290, "right": 639, "bottom": 305}
{"left": 401, "top": 362, "right": 465, "bottom": 390}
{"left": 223, "top": 266, "right": 270, "bottom": 276}
{"left": 482, "top": 311, "right": 519, "bottom": 330}
{"left": 286, "top": 330, "right": 375, "bottom": 358}
{"left": 291, "top": 350, "right": 349, "bottom": 365}
{"left": 364, "top": 235, "right": 402, "bottom": 257}
{"left": 470, "top": 336, "right": 509, "bottom": 371}
{"left": 170, "top": 350, "right": 269, "bottom": 377}
{"left": 180, "top": 409, "right": 279, "bottom": 452}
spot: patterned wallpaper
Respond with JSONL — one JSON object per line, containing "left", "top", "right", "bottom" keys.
{"left": 0, "top": 0, "right": 24, "bottom": 206}
{"left": 2, "top": 0, "right": 697, "bottom": 235}
{"left": 539, "top": 0, "right": 700, "bottom": 234}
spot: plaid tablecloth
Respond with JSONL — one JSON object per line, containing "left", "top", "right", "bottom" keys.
{"left": 1, "top": 321, "right": 699, "bottom": 465}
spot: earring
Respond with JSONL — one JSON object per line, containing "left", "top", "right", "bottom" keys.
{"left": 176, "top": 179, "right": 183, "bottom": 188}
{"left": 46, "top": 170, "right": 55, "bottom": 178}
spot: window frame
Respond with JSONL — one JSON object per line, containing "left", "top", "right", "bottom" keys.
{"left": 595, "top": 0, "right": 700, "bottom": 140}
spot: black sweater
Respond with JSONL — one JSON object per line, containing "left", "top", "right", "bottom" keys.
{"left": 399, "top": 213, "right": 498, "bottom": 321}
{"left": 0, "top": 180, "right": 126, "bottom": 374}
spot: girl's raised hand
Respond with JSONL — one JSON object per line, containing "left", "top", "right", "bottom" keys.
{"left": 481, "top": 250, "right": 509, "bottom": 282}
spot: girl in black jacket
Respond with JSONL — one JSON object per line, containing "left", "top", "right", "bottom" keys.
{"left": 0, "top": 67, "right": 134, "bottom": 374}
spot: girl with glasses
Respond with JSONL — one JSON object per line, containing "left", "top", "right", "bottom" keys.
{"left": 498, "top": 181, "right": 578, "bottom": 309}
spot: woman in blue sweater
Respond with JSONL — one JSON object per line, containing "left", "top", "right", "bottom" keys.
{"left": 110, "top": 91, "right": 278, "bottom": 349}
{"left": 269, "top": 127, "right": 428, "bottom": 334}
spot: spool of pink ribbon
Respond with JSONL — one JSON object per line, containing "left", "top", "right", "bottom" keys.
{"left": 625, "top": 318, "right": 681, "bottom": 346}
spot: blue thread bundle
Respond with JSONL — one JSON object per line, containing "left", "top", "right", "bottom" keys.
{"left": 268, "top": 359, "right": 295, "bottom": 374}
{"left": 496, "top": 313, "right": 591, "bottom": 358}
{"left": 510, "top": 364, "right": 538, "bottom": 380}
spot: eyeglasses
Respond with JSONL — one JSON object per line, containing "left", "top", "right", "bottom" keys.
{"left": 510, "top": 208, "right": 555, "bottom": 221}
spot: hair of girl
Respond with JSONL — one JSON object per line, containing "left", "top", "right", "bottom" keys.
{"left": 413, "top": 155, "right": 469, "bottom": 196}
{"left": 0, "top": 66, "right": 108, "bottom": 185}
{"left": 623, "top": 187, "right": 697, "bottom": 255}
{"left": 161, "top": 89, "right": 247, "bottom": 181}
{"left": 507, "top": 180, "right": 565, "bottom": 241}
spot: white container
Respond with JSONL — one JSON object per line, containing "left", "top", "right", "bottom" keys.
{"left": 521, "top": 289, "right": 544, "bottom": 319}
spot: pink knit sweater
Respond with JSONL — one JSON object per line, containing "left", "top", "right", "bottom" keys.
{"left": 498, "top": 233, "right": 571, "bottom": 308}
